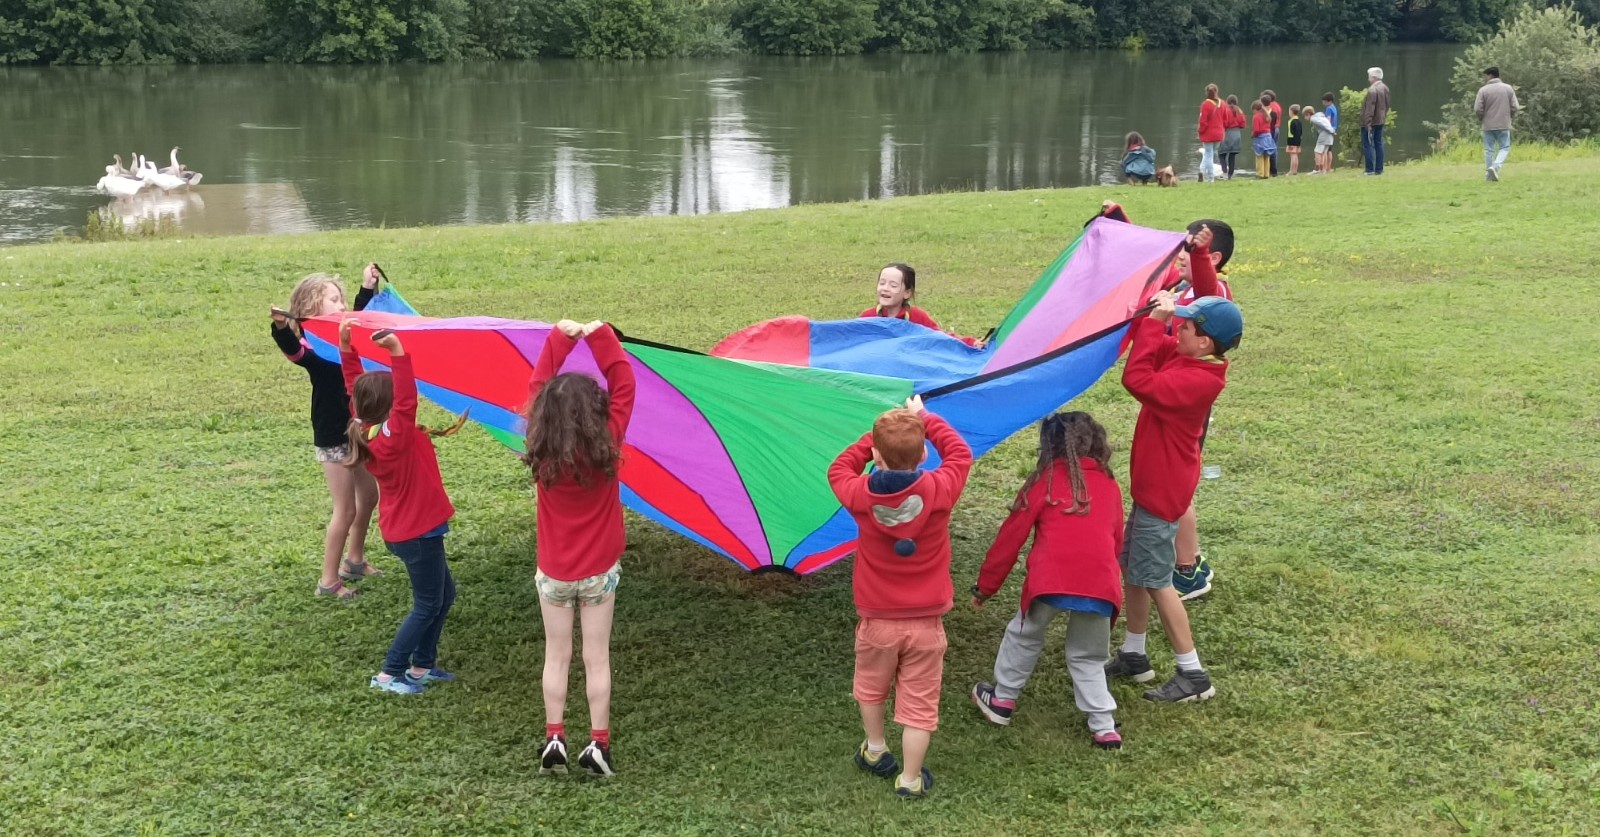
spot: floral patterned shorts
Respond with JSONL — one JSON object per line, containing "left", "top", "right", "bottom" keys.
{"left": 315, "top": 443, "right": 351, "bottom": 464}
{"left": 535, "top": 562, "right": 621, "bottom": 608}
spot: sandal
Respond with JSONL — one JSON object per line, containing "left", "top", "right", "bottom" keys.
{"left": 316, "top": 580, "right": 359, "bottom": 599}
{"left": 339, "top": 559, "right": 383, "bottom": 581}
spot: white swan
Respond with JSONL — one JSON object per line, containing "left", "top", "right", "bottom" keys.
{"left": 162, "top": 147, "right": 203, "bottom": 188}
{"left": 96, "top": 153, "right": 147, "bottom": 198}
{"left": 146, "top": 155, "right": 187, "bottom": 191}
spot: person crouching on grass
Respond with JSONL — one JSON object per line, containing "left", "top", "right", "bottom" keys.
{"left": 1106, "top": 289, "right": 1243, "bottom": 703}
{"left": 828, "top": 395, "right": 972, "bottom": 799}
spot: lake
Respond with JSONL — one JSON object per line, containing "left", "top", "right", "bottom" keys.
{"left": 0, "top": 44, "right": 1462, "bottom": 244}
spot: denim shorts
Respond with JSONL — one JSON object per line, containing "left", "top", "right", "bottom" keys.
{"left": 1118, "top": 504, "right": 1181, "bottom": 589}
{"left": 536, "top": 562, "right": 621, "bottom": 608}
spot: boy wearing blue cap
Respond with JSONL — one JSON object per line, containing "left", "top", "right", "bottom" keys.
{"left": 1107, "top": 260, "right": 1243, "bottom": 703}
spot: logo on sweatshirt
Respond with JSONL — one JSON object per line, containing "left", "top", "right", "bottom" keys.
{"left": 871, "top": 495, "right": 924, "bottom": 527}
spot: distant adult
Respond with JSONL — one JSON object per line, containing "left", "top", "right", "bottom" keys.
{"left": 1360, "top": 67, "right": 1390, "bottom": 176}
{"left": 1197, "top": 84, "right": 1225, "bottom": 183}
{"left": 1475, "top": 66, "right": 1520, "bottom": 182}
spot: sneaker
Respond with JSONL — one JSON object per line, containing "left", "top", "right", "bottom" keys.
{"left": 1143, "top": 668, "right": 1217, "bottom": 703}
{"left": 539, "top": 735, "right": 568, "bottom": 775}
{"left": 404, "top": 667, "right": 456, "bottom": 685}
{"left": 854, "top": 741, "right": 899, "bottom": 778}
{"left": 1172, "top": 556, "right": 1214, "bottom": 601}
{"left": 1092, "top": 730, "right": 1124, "bottom": 750}
{"left": 369, "top": 674, "right": 423, "bottom": 695}
{"left": 1487, "top": 166, "right": 1500, "bottom": 181}
{"left": 895, "top": 767, "right": 935, "bottom": 799}
{"left": 1105, "top": 651, "right": 1155, "bottom": 683}
{"left": 971, "top": 682, "right": 1014, "bottom": 726}
{"left": 578, "top": 740, "right": 615, "bottom": 777}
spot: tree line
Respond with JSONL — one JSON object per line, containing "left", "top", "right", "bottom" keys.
{"left": 1, "top": 0, "right": 1596, "bottom": 64}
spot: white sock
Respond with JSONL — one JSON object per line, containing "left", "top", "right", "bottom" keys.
{"left": 1175, "top": 650, "right": 1202, "bottom": 671}
{"left": 897, "top": 772, "right": 923, "bottom": 792}
{"left": 1121, "top": 632, "right": 1147, "bottom": 655}
{"left": 867, "top": 739, "right": 887, "bottom": 755}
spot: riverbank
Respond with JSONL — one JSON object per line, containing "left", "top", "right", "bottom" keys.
{"left": 4, "top": 156, "right": 1599, "bottom": 834}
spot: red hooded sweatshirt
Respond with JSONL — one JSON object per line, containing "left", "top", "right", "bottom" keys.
{"left": 975, "top": 458, "right": 1125, "bottom": 619}
{"left": 1123, "top": 318, "right": 1229, "bottom": 522}
{"left": 828, "top": 411, "right": 973, "bottom": 619}
{"left": 526, "top": 325, "right": 637, "bottom": 582}
{"left": 340, "top": 351, "right": 455, "bottom": 543}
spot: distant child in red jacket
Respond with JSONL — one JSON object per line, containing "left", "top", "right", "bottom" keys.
{"left": 339, "top": 319, "right": 458, "bottom": 697}
{"left": 1105, "top": 288, "right": 1243, "bottom": 703}
{"left": 969, "top": 411, "right": 1127, "bottom": 749}
{"left": 861, "top": 263, "right": 982, "bottom": 347}
{"left": 525, "top": 318, "right": 636, "bottom": 779}
{"left": 828, "top": 395, "right": 973, "bottom": 799}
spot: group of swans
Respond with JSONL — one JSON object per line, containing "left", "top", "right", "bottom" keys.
{"left": 95, "top": 148, "right": 203, "bottom": 198}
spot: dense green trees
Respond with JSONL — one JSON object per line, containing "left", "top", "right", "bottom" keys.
{"left": 0, "top": 0, "right": 1594, "bottom": 63}
{"left": 1436, "top": 4, "right": 1600, "bottom": 142}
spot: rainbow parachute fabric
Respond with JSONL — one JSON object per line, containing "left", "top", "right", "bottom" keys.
{"left": 301, "top": 218, "right": 1186, "bottom": 574}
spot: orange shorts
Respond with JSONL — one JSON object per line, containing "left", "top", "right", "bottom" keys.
{"left": 852, "top": 616, "right": 948, "bottom": 732}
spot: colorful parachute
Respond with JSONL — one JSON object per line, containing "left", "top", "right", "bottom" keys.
{"left": 301, "top": 218, "right": 1185, "bottom": 574}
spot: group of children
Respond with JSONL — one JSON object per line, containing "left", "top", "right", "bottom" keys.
{"left": 269, "top": 209, "right": 1245, "bottom": 795}
{"left": 1120, "top": 87, "right": 1342, "bottom": 183}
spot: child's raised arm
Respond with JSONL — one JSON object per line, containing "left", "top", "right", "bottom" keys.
{"left": 917, "top": 399, "right": 973, "bottom": 500}
{"left": 339, "top": 318, "right": 365, "bottom": 395}
{"left": 827, "top": 432, "right": 876, "bottom": 511}
{"left": 372, "top": 330, "right": 418, "bottom": 437}
{"left": 1186, "top": 228, "right": 1221, "bottom": 299}
{"left": 352, "top": 262, "right": 381, "bottom": 312}
{"left": 582, "top": 321, "right": 636, "bottom": 442}
{"left": 527, "top": 320, "right": 584, "bottom": 408}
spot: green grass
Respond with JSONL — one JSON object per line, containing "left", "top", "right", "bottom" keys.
{"left": 5, "top": 157, "right": 1600, "bottom": 835}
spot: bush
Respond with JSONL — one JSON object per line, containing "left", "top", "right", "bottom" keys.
{"left": 1338, "top": 85, "right": 1397, "bottom": 166}
{"left": 1435, "top": 5, "right": 1600, "bottom": 147}
{"left": 733, "top": 0, "right": 878, "bottom": 55}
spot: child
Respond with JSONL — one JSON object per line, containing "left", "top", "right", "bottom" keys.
{"left": 1197, "top": 85, "right": 1224, "bottom": 183}
{"left": 1262, "top": 91, "right": 1283, "bottom": 177}
{"left": 525, "top": 318, "right": 636, "bottom": 779}
{"left": 1319, "top": 92, "right": 1340, "bottom": 173}
{"left": 339, "top": 319, "right": 458, "bottom": 696}
{"left": 970, "top": 412, "right": 1126, "bottom": 749}
{"left": 1286, "top": 104, "right": 1304, "bottom": 175}
{"left": 862, "top": 264, "right": 982, "bottom": 347}
{"left": 1120, "top": 132, "right": 1157, "bottom": 185}
{"left": 1308, "top": 106, "right": 1336, "bottom": 175}
{"left": 1250, "top": 100, "right": 1276, "bottom": 179}
{"left": 1219, "top": 95, "right": 1246, "bottom": 179}
{"left": 271, "top": 264, "right": 384, "bottom": 599}
{"left": 1106, "top": 270, "right": 1243, "bottom": 703}
{"left": 828, "top": 395, "right": 973, "bottom": 799}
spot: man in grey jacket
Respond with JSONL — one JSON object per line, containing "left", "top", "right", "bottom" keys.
{"left": 1360, "top": 67, "right": 1390, "bottom": 175}
{"left": 1475, "top": 66, "right": 1521, "bottom": 181}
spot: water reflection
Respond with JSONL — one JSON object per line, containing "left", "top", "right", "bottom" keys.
{"left": 0, "top": 45, "right": 1463, "bottom": 244}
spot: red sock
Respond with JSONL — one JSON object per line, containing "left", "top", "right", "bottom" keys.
{"left": 591, "top": 728, "right": 610, "bottom": 746}
{"left": 546, "top": 723, "right": 564, "bottom": 739}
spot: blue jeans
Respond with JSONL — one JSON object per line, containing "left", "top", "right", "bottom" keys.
{"left": 1483, "top": 129, "right": 1511, "bottom": 171}
{"left": 382, "top": 534, "right": 456, "bottom": 677}
{"left": 1200, "top": 142, "right": 1218, "bottom": 182}
{"left": 1362, "top": 125, "right": 1385, "bottom": 174}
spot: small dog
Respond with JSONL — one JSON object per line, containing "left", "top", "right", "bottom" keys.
{"left": 1156, "top": 165, "right": 1179, "bottom": 187}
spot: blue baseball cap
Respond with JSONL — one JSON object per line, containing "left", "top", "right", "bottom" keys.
{"left": 1175, "top": 296, "right": 1243, "bottom": 351}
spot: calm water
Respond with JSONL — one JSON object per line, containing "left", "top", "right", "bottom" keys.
{"left": 0, "top": 44, "right": 1461, "bottom": 244}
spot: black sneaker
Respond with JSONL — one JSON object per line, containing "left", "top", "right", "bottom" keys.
{"left": 970, "top": 682, "right": 1014, "bottom": 726}
{"left": 1143, "top": 668, "right": 1217, "bottom": 703}
{"left": 539, "top": 734, "right": 568, "bottom": 775}
{"left": 854, "top": 741, "right": 899, "bottom": 778}
{"left": 1105, "top": 651, "right": 1156, "bottom": 683}
{"left": 578, "top": 740, "right": 615, "bottom": 777}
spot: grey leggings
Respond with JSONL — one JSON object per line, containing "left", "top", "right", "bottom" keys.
{"left": 992, "top": 600, "right": 1117, "bottom": 733}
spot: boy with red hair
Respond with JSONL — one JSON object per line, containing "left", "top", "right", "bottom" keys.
{"left": 828, "top": 395, "right": 973, "bottom": 799}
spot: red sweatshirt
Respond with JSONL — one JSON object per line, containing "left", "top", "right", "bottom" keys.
{"left": 1224, "top": 106, "right": 1248, "bottom": 130}
{"left": 976, "top": 458, "right": 1126, "bottom": 619}
{"left": 860, "top": 306, "right": 981, "bottom": 347}
{"left": 1122, "top": 317, "right": 1228, "bottom": 522}
{"left": 340, "top": 351, "right": 455, "bottom": 543}
{"left": 1198, "top": 98, "right": 1225, "bottom": 143}
{"left": 527, "top": 325, "right": 637, "bottom": 582}
{"left": 1252, "top": 111, "right": 1273, "bottom": 137}
{"left": 828, "top": 411, "right": 973, "bottom": 619}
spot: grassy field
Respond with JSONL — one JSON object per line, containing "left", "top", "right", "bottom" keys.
{"left": 4, "top": 156, "right": 1600, "bottom": 836}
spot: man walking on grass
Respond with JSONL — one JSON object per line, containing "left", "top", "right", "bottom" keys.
{"left": 1475, "top": 66, "right": 1520, "bottom": 182}
{"left": 1361, "top": 67, "right": 1390, "bottom": 176}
